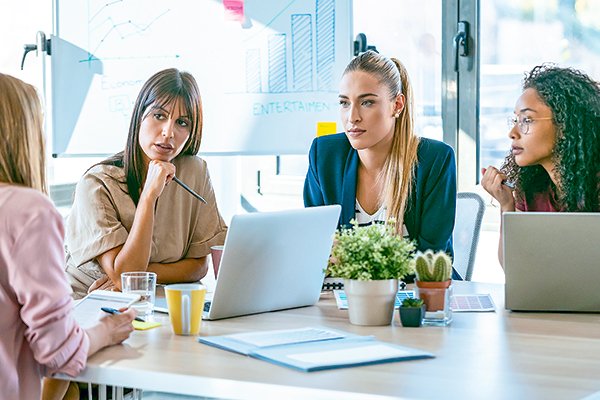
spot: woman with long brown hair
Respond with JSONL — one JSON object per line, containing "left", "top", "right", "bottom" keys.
{"left": 65, "top": 68, "right": 227, "bottom": 297}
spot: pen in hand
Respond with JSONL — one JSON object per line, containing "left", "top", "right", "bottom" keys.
{"left": 172, "top": 176, "right": 207, "bottom": 204}
{"left": 101, "top": 307, "right": 145, "bottom": 323}
{"left": 502, "top": 180, "right": 515, "bottom": 189}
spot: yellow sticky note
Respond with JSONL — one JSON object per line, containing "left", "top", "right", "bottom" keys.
{"left": 132, "top": 320, "right": 162, "bottom": 330}
{"left": 316, "top": 122, "right": 337, "bottom": 137}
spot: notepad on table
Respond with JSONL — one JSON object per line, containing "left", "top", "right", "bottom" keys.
{"left": 198, "top": 327, "right": 433, "bottom": 372}
{"left": 72, "top": 290, "right": 140, "bottom": 329}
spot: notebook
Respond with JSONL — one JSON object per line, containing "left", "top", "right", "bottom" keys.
{"left": 503, "top": 212, "right": 600, "bottom": 312}
{"left": 73, "top": 290, "right": 140, "bottom": 329}
{"left": 199, "top": 327, "right": 433, "bottom": 372}
{"left": 201, "top": 205, "right": 341, "bottom": 320}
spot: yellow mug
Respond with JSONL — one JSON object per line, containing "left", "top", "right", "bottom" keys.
{"left": 164, "top": 283, "right": 206, "bottom": 336}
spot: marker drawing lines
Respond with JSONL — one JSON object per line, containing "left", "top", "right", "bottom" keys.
{"left": 316, "top": 0, "right": 335, "bottom": 91}
{"left": 89, "top": 0, "right": 124, "bottom": 22}
{"left": 291, "top": 14, "right": 313, "bottom": 91}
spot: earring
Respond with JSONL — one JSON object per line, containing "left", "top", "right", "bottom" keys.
{"left": 394, "top": 111, "right": 401, "bottom": 118}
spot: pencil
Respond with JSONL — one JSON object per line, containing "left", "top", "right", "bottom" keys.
{"left": 173, "top": 176, "right": 207, "bottom": 204}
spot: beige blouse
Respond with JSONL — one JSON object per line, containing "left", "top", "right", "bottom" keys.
{"left": 65, "top": 156, "right": 227, "bottom": 298}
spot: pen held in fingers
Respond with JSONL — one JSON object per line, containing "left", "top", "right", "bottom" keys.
{"left": 502, "top": 180, "right": 515, "bottom": 189}
{"left": 101, "top": 307, "right": 145, "bottom": 322}
{"left": 172, "top": 176, "right": 207, "bottom": 204}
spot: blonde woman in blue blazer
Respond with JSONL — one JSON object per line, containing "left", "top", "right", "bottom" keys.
{"left": 304, "top": 51, "right": 458, "bottom": 278}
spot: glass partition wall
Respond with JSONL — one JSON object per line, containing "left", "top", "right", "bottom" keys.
{"left": 480, "top": 0, "right": 600, "bottom": 172}
{"left": 475, "top": 0, "right": 600, "bottom": 281}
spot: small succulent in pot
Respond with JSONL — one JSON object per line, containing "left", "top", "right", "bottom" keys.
{"left": 399, "top": 298, "right": 425, "bottom": 327}
{"left": 400, "top": 298, "right": 424, "bottom": 308}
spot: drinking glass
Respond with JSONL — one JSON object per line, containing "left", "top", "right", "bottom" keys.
{"left": 121, "top": 271, "right": 157, "bottom": 318}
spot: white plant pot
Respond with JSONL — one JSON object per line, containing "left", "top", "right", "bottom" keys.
{"left": 344, "top": 279, "right": 398, "bottom": 326}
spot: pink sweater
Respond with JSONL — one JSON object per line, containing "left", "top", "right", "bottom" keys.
{"left": 0, "top": 184, "right": 89, "bottom": 399}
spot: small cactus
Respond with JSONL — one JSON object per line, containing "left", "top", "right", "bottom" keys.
{"left": 414, "top": 250, "right": 452, "bottom": 282}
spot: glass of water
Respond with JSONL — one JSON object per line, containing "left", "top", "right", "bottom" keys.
{"left": 120, "top": 271, "right": 157, "bottom": 318}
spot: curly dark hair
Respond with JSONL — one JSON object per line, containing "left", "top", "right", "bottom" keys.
{"left": 501, "top": 64, "right": 600, "bottom": 211}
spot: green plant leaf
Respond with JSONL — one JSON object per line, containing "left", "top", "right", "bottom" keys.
{"left": 401, "top": 297, "right": 424, "bottom": 307}
{"left": 326, "top": 221, "right": 416, "bottom": 281}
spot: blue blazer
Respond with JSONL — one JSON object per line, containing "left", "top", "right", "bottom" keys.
{"left": 304, "top": 133, "right": 457, "bottom": 264}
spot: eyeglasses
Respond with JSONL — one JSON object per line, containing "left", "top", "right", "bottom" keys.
{"left": 507, "top": 115, "right": 553, "bottom": 135}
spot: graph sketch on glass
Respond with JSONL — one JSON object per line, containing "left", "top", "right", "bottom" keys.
{"left": 51, "top": 0, "right": 352, "bottom": 156}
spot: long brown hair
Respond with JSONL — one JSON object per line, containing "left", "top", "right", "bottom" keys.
{"left": 98, "top": 68, "right": 203, "bottom": 204}
{"left": 0, "top": 73, "right": 47, "bottom": 193}
{"left": 343, "top": 51, "right": 420, "bottom": 231}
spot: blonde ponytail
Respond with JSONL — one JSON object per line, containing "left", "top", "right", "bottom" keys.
{"left": 380, "top": 58, "right": 419, "bottom": 232}
{"left": 344, "top": 52, "right": 420, "bottom": 234}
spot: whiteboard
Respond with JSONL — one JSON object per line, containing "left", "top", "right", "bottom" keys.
{"left": 51, "top": 0, "right": 352, "bottom": 156}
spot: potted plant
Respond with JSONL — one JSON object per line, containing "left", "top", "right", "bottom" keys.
{"left": 414, "top": 250, "right": 453, "bottom": 326}
{"left": 399, "top": 298, "right": 425, "bottom": 327}
{"left": 328, "top": 220, "right": 415, "bottom": 326}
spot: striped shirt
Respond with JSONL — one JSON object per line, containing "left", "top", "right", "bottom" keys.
{"left": 355, "top": 200, "right": 409, "bottom": 237}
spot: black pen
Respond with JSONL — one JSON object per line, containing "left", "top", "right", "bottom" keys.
{"left": 101, "top": 307, "right": 145, "bottom": 322}
{"left": 172, "top": 176, "right": 207, "bottom": 204}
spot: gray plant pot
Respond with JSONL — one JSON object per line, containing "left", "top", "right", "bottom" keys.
{"left": 344, "top": 279, "right": 398, "bottom": 326}
{"left": 399, "top": 305, "right": 426, "bottom": 327}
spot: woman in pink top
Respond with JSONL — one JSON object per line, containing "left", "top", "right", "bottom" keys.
{"left": 0, "top": 73, "right": 136, "bottom": 400}
{"left": 481, "top": 65, "right": 600, "bottom": 266}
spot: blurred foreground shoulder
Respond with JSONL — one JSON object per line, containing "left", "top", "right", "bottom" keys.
{"left": 0, "top": 185, "right": 62, "bottom": 229}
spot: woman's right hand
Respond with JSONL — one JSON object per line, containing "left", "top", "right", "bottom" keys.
{"left": 481, "top": 166, "right": 515, "bottom": 211}
{"left": 140, "top": 160, "right": 176, "bottom": 203}
{"left": 85, "top": 308, "right": 136, "bottom": 356}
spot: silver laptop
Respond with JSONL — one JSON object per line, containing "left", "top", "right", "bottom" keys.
{"left": 202, "top": 205, "right": 341, "bottom": 320}
{"left": 503, "top": 212, "right": 600, "bottom": 312}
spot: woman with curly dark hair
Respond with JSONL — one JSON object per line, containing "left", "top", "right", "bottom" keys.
{"left": 481, "top": 64, "right": 600, "bottom": 266}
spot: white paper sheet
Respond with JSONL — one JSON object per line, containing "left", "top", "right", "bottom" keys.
{"left": 287, "top": 343, "right": 413, "bottom": 364}
{"left": 227, "top": 327, "right": 346, "bottom": 348}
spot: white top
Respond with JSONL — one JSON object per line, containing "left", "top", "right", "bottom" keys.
{"left": 354, "top": 200, "right": 409, "bottom": 237}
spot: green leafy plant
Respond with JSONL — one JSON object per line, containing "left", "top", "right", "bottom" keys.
{"left": 401, "top": 298, "right": 424, "bottom": 308}
{"left": 327, "top": 220, "right": 416, "bottom": 281}
{"left": 413, "top": 250, "right": 453, "bottom": 282}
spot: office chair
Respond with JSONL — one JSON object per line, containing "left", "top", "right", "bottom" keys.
{"left": 452, "top": 192, "right": 485, "bottom": 281}
{"left": 49, "top": 183, "right": 77, "bottom": 220}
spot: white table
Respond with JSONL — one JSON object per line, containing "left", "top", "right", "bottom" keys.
{"left": 57, "top": 281, "right": 600, "bottom": 399}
